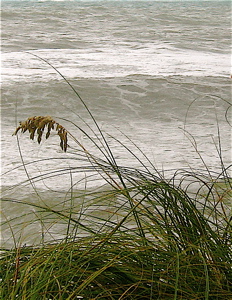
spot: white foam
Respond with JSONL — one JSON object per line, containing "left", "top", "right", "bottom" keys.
{"left": 1, "top": 45, "right": 230, "bottom": 83}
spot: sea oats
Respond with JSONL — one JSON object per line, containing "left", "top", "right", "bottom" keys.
{"left": 13, "top": 116, "right": 68, "bottom": 152}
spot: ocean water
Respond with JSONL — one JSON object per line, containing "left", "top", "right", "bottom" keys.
{"left": 1, "top": 1, "right": 231, "bottom": 245}
{"left": 1, "top": 1, "right": 231, "bottom": 247}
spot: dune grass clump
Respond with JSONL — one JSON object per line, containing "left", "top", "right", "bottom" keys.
{"left": 1, "top": 114, "right": 231, "bottom": 299}
{"left": 1, "top": 58, "right": 231, "bottom": 299}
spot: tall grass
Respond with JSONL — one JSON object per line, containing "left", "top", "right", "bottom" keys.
{"left": 1, "top": 58, "right": 231, "bottom": 299}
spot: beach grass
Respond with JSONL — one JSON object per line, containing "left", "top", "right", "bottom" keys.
{"left": 1, "top": 61, "right": 231, "bottom": 299}
{"left": 1, "top": 115, "right": 231, "bottom": 299}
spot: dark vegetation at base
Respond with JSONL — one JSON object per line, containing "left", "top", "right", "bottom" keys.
{"left": 1, "top": 168, "right": 231, "bottom": 299}
{"left": 1, "top": 231, "right": 232, "bottom": 299}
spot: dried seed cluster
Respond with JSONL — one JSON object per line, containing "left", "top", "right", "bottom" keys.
{"left": 13, "top": 116, "right": 68, "bottom": 152}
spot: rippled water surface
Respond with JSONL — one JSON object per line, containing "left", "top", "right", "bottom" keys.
{"left": 1, "top": 0, "right": 231, "bottom": 245}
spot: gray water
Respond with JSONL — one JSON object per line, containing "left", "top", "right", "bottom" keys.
{"left": 1, "top": 0, "right": 231, "bottom": 246}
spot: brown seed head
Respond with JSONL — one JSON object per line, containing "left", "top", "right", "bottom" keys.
{"left": 13, "top": 116, "right": 68, "bottom": 152}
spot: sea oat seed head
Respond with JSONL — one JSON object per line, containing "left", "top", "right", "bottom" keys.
{"left": 13, "top": 116, "right": 68, "bottom": 152}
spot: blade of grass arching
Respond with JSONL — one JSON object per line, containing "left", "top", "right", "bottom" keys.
{"left": 26, "top": 52, "right": 119, "bottom": 168}
{"left": 225, "top": 103, "right": 232, "bottom": 127}
{"left": 118, "top": 283, "right": 140, "bottom": 300}
{"left": 183, "top": 96, "right": 201, "bottom": 135}
{"left": 209, "top": 94, "right": 232, "bottom": 128}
